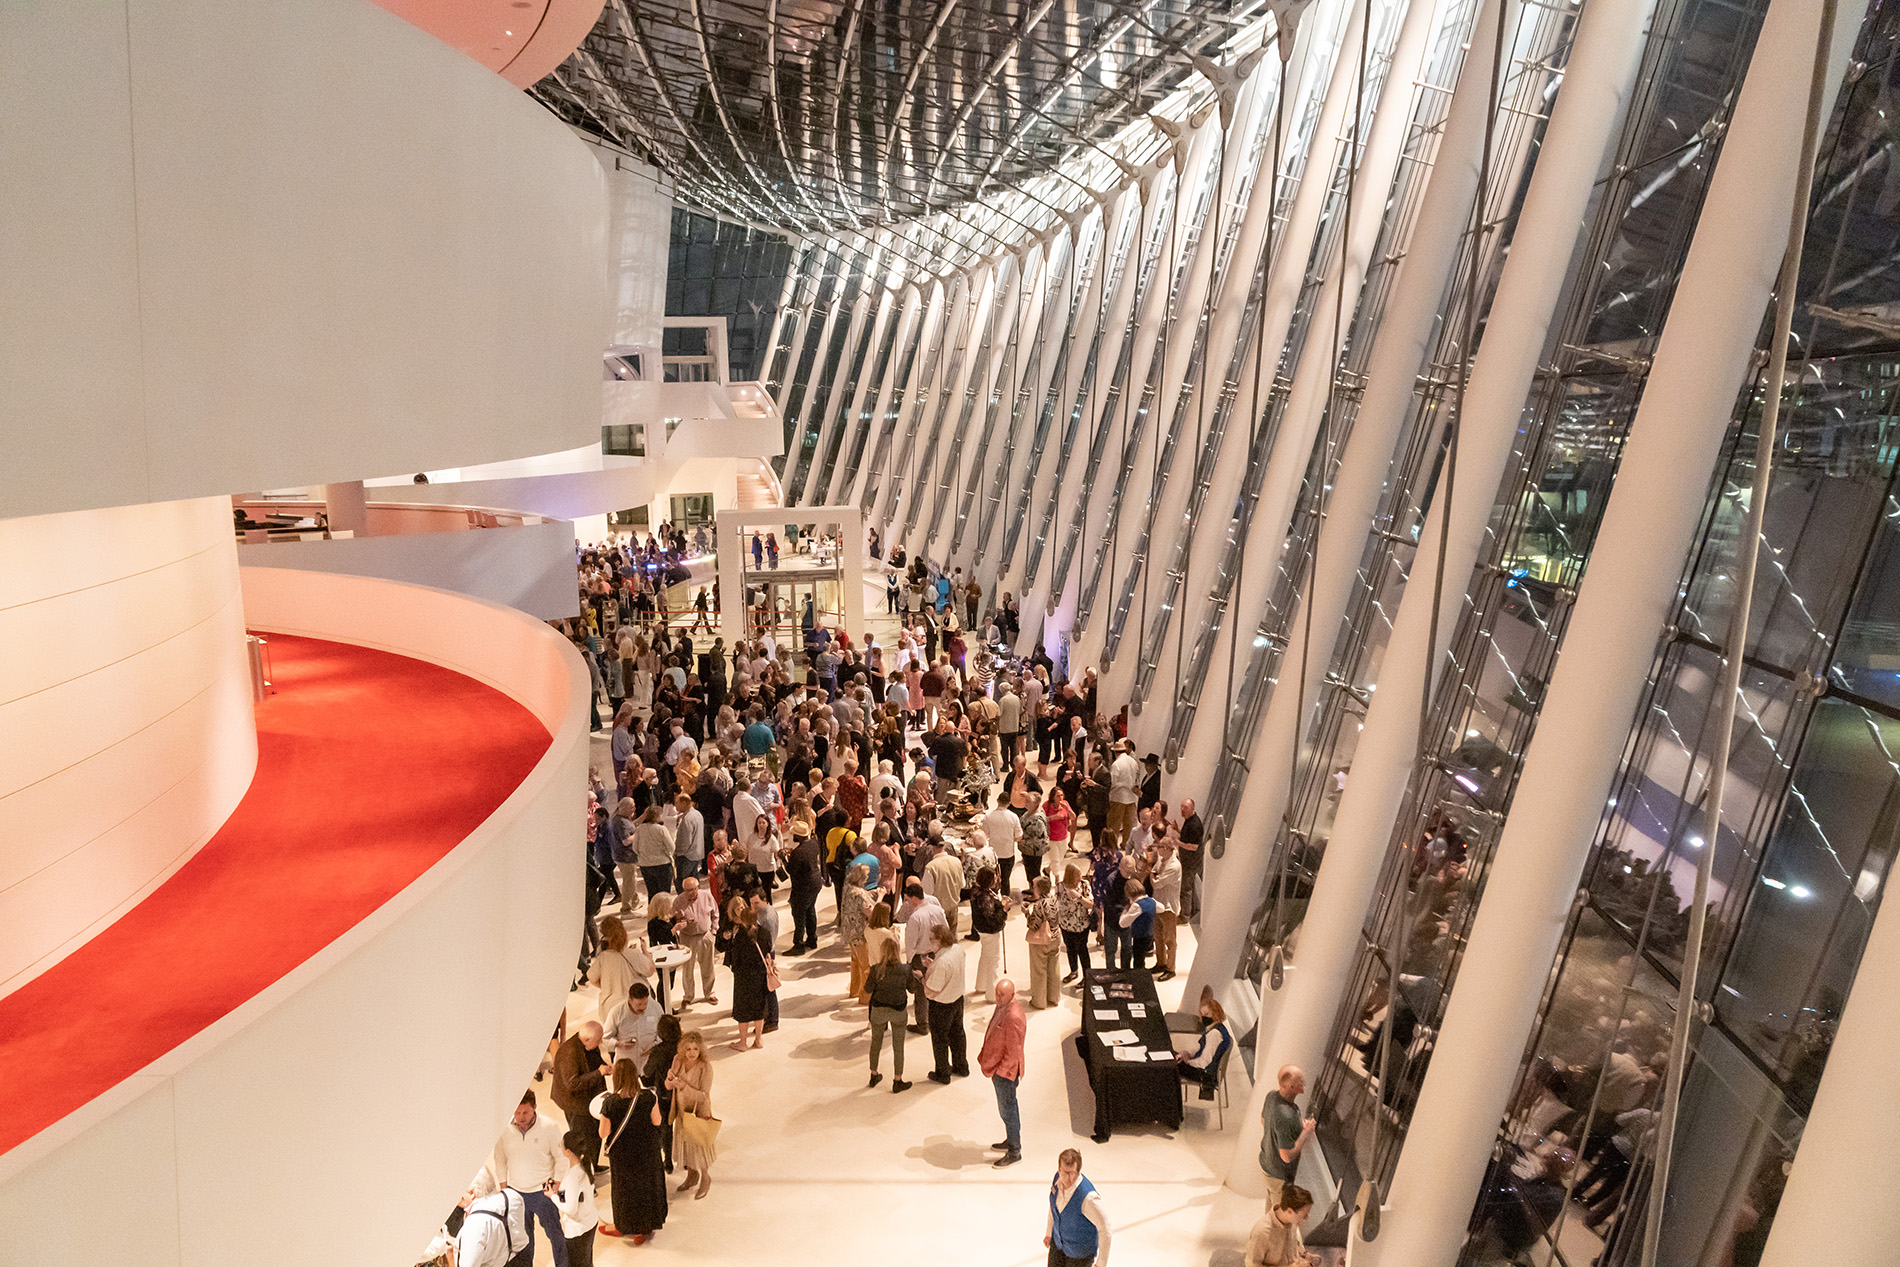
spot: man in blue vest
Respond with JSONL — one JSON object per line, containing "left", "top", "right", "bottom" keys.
{"left": 1045, "top": 1147, "right": 1112, "bottom": 1267}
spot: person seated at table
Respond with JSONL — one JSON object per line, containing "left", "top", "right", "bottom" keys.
{"left": 1176, "top": 995, "right": 1232, "bottom": 1100}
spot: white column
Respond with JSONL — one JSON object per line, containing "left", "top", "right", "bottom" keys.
{"left": 1182, "top": 0, "right": 1523, "bottom": 1016}
{"left": 1223, "top": 0, "right": 1654, "bottom": 1191}
{"left": 716, "top": 511, "right": 745, "bottom": 642}
{"left": 1058, "top": 173, "right": 1176, "bottom": 666}
{"left": 1121, "top": 0, "right": 1366, "bottom": 741}
{"left": 837, "top": 507, "right": 867, "bottom": 638}
{"left": 796, "top": 286, "right": 873, "bottom": 506}
{"left": 834, "top": 284, "right": 915, "bottom": 508}
{"left": 783, "top": 280, "right": 849, "bottom": 504}
{"left": 879, "top": 273, "right": 967, "bottom": 535}
{"left": 1360, "top": 3, "right": 1865, "bottom": 1261}
{"left": 1757, "top": 852, "right": 1900, "bottom": 1266}
{"left": 1072, "top": 120, "right": 1222, "bottom": 674}
{"left": 1091, "top": 74, "right": 1271, "bottom": 680}
{"left": 902, "top": 264, "right": 994, "bottom": 561}
{"left": 859, "top": 279, "right": 944, "bottom": 522}
{"left": 1132, "top": 0, "right": 1437, "bottom": 750}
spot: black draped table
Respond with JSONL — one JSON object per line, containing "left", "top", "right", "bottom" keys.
{"left": 1077, "top": 967, "right": 1182, "bottom": 1140}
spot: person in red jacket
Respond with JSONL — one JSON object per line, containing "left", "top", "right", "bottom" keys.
{"left": 981, "top": 978, "right": 1028, "bottom": 1168}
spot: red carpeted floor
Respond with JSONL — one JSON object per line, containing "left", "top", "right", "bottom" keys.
{"left": 0, "top": 634, "right": 552, "bottom": 1156}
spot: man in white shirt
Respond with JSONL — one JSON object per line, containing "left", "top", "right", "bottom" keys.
{"left": 982, "top": 792, "right": 1024, "bottom": 894}
{"left": 602, "top": 982, "right": 661, "bottom": 1067}
{"left": 1148, "top": 839, "right": 1184, "bottom": 980}
{"left": 901, "top": 879, "right": 948, "bottom": 1034}
{"left": 478, "top": 1092, "right": 569, "bottom": 1267}
{"left": 1125, "top": 806, "right": 1155, "bottom": 859}
{"left": 663, "top": 721, "right": 698, "bottom": 773}
{"left": 868, "top": 758, "right": 905, "bottom": 807}
{"left": 452, "top": 1185, "right": 532, "bottom": 1267}
{"left": 1106, "top": 739, "right": 1141, "bottom": 849}
{"left": 732, "top": 780, "right": 764, "bottom": 863}
{"left": 922, "top": 923, "right": 970, "bottom": 1083}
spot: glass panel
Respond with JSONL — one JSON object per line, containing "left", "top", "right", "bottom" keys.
{"left": 1716, "top": 698, "right": 1900, "bottom": 1106}
{"left": 1831, "top": 493, "right": 1900, "bottom": 709}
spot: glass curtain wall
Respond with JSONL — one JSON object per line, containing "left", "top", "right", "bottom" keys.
{"left": 665, "top": 208, "right": 795, "bottom": 383}
{"left": 1171, "top": 0, "right": 1771, "bottom": 1198}
{"left": 1457, "top": 6, "right": 1900, "bottom": 1262}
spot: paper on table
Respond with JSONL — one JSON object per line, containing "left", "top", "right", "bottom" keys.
{"left": 1091, "top": 987, "right": 1106, "bottom": 999}
{"left": 1092, "top": 1009, "right": 1120, "bottom": 1021}
{"left": 1148, "top": 1049, "right": 1174, "bottom": 1062}
{"left": 1113, "top": 1047, "right": 1149, "bottom": 1062}
{"left": 1128, "top": 1003, "right": 1147, "bottom": 1016}
{"left": 1097, "top": 1029, "right": 1141, "bottom": 1046}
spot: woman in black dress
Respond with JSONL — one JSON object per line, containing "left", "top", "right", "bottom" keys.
{"left": 598, "top": 1059, "right": 667, "bottom": 1244}
{"left": 643, "top": 1014, "right": 681, "bottom": 1173}
{"left": 725, "top": 897, "right": 771, "bottom": 1051}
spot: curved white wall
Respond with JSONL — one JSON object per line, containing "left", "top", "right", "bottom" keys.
{"left": 0, "top": 568, "right": 588, "bottom": 1267}
{"left": 0, "top": 0, "right": 609, "bottom": 520}
{"left": 0, "top": 496, "right": 255, "bottom": 998}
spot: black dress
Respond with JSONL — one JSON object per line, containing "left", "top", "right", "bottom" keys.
{"left": 729, "top": 926, "right": 771, "bottom": 1023}
{"left": 603, "top": 1089, "right": 668, "bottom": 1236}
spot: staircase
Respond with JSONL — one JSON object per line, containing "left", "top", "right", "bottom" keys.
{"left": 737, "top": 459, "right": 781, "bottom": 510}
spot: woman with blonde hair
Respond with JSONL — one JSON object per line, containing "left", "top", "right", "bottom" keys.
{"left": 586, "top": 916, "right": 652, "bottom": 1024}
{"left": 725, "top": 897, "right": 771, "bottom": 1051}
{"left": 665, "top": 1031, "right": 717, "bottom": 1199}
{"left": 859, "top": 938, "right": 913, "bottom": 1093}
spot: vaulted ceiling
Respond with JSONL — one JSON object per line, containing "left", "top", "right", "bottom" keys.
{"left": 530, "top": 0, "right": 1262, "bottom": 234}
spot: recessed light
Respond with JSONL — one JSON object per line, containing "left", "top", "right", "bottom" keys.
{"left": 506, "top": 30, "right": 513, "bottom": 36}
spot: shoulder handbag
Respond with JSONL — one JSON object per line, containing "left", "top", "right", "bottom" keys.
{"left": 764, "top": 945, "right": 782, "bottom": 992}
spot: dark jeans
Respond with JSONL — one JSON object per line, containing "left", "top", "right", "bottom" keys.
{"left": 1048, "top": 1244, "right": 1095, "bottom": 1267}
{"left": 566, "top": 1228, "right": 596, "bottom": 1267}
{"left": 1179, "top": 852, "right": 1203, "bottom": 920}
{"left": 640, "top": 863, "right": 675, "bottom": 899}
{"left": 514, "top": 1189, "right": 570, "bottom": 1267}
{"left": 1061, "top": 928, "right": 1091, "bottom": 976}
{"left": 998, "top": 856, "right": 1015, "bottom": 894}
{"left": 1118, "top": 933, "right": 1153, "bottom": 971}
{"left": 993, "top": 1074, "right": 1022, "bottom": 1152}
{"left": 790, "top": 886, "right": 820, "bottom": 949}
{"left": 928, "top": 995, "right": 968, "bottom": 1075}
{"left": 908, "top": 954, "right": 932, "bottom": 1030}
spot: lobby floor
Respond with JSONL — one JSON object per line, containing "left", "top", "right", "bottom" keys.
{"left": 550, "top": 874, "right": 1262, "bottom": 1267}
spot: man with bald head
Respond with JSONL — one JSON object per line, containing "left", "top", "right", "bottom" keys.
{"left": 981, "top": 978, "right": 1027, "bottom": 1168}
{"left": 550, "top": 1021, "right": 608, "bottom": 1171}
{"left": 1260, "top": 1064, "right": 1318, "bottom": 1209}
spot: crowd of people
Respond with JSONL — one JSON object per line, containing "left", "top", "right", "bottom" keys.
{"left": 430, "top": 531, "right": 1320, "bottom": 1267}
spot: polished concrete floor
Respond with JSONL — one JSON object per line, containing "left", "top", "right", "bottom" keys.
{"left": 549, "top": 874, "right": 1261, "bottom": 1267}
